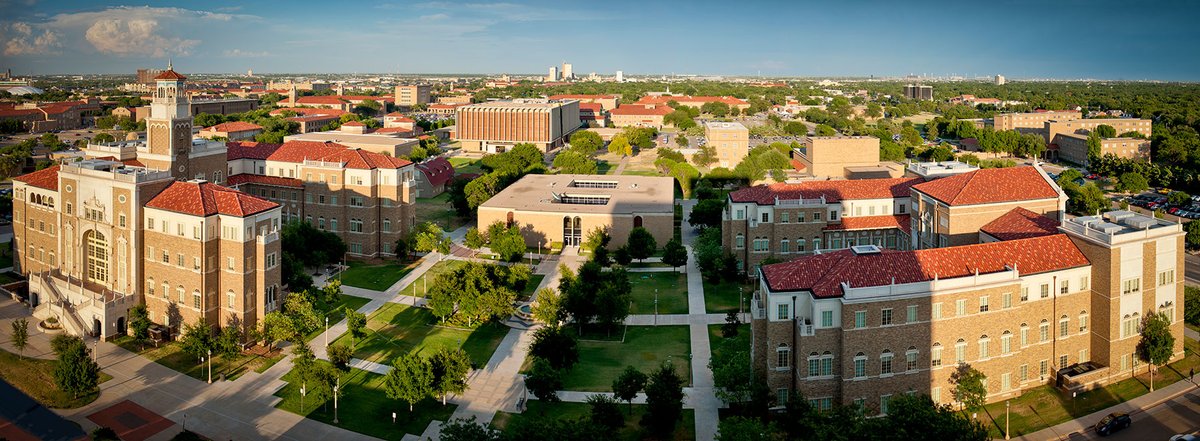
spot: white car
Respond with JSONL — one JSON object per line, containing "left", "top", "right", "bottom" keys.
{"left": 1170, "top": 435, "right": 1198, "bottom": 441}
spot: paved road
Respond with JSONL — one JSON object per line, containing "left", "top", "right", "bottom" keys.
{"left": 1075, "top": 387, "right": 1199, "bottom": 441}
{"left": 1185, "top": 254, "right": 1200, "bottom": 286}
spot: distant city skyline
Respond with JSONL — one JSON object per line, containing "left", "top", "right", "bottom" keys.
{"left": 2, "top": 0, "right": 1199, "bottom": 80}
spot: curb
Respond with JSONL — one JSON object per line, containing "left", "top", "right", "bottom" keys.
{"left": 1041, "top": 381, "right": 1199, "bottom": 440}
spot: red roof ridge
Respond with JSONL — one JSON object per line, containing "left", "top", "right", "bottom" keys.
{"left": 14, "top": 165, "right": 60, "bottom": 190}
{"left": 154, "top": 69, "right": 187, "bottom": 80}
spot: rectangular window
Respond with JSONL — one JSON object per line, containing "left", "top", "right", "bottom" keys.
{"left": 906, "top": 351, "right": 917, "bottom": 371}
{"left": 979, "top": 339, "right": 989, "bottom": 359}
{"left": 776, "top": 348, "right": 790, "bottom": 369}
{"left": 931, "top": 387, "right": 941, "bottom": 404}
{"left": 855, "top": 311, "right": 866, "bottom": 329}
{"left": 1040, "top": 284, "right": 1050, "bottom": 298}
{"left": 1019, "top": 364, "right": 1028, "bottom": 382}
{"left": 1020, "top": 327, "right": 1029, "bottom": 346}
{"left": 1158, "top": 269, "right": 1175, "bottom": 286}
{"left": 821, "top": 356, "right": 832, "bottom": 376}
{"left": 176, "top": 253, "right": 184, "bottom": 266}
{"left": 979, "top": 296, "right": 989, "bottom": 313}
{"left": 193, "top": 226, "right": 201, "bottom": 239}
{"left": 1021, "top": 287, "right": 1029, "bottom": 301}
{"left": 1059, "top": 355, "right": 1068, "bottom": 370}
{"left": 955, "top": 343, "right": 966, "bottom": 364}
{"left": 1060, "top": 280, "right": 1069, "bottom": 294}
{"left": 1121, "top": 354, "right": 1130, "bottom": 371}
{"left": 906, "top": 305, "right": 917, "bottom": 323}
{"left": 1080, "top": 349, "right": 1088, "bottom": 363}
{"left": 193, "top": 292, "right": 201, "bottom": 309}
{"left": 1003, "top": 293, "right": 1012, "bottom": 309}
{"left": 1040, "top": 322, "right": 1050, "bottom": 342}
{"left": 821, "top": 310, "right": 833, "bottom": 327}
{"left": 932, "top": 303, "right": 942, "bottom": 319}
{"left": 735, "top": 209, "right": 744, "bottom": 220}
{"left": 1080, "top": 277, "right": 1089, "bottom": 291}
{"left": 1122, "top": 278, "right": 1140, "bottom": 295}
{"left": 1040, "top": 360, "right": 1049, "bottom": 377}
{"left": 956, "top": 299, "right": 966, "bottom": 316}
{"left": 880, "top": 395, "right": 891, "bottom": 415}
{"left": 777, "top": 304, "right": 789, "bottom": 320}
{"left": 780, "top": 240, "right": 789, "bottom": 253}
{"left": 931, "top": 346, "right": 942, "bottom": 367}
{"left": 119, "top": 214, "right": 127, "bottom": 227}
{"left": 780, "top": 212, "right": 789, "bottom": 223}
{"left": 1079, "top": 314, "right": 1088, "bottom": 333}
{"left": 808, "top": 357, "right": 819, "bottom": 377}
{"left": 854, "top": 357, "right": 866, "bottom": 378}
{"left": 1001, "top": 334, "right": 1011, "bottom": 354}
{"left": 880, "top": 309, "right": 892, "bottom": 326}
{"left": 813, "top": 211, "right": 822, "bottom": 222}
{"left": 227, "top": 257, "right": 235, "bottom": 270}
{"left": 1002, "top": 373, "right": 1011, "bottom": 392}
{"left": 761, "top": 212, "right": 769, "bottom": 223}
{"left": 880, "top": 354, "right": 893, "bottom": 375}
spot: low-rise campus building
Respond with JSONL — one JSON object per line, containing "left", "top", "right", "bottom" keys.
{"left": 790, "top": 136, "right": 882, "bottom": 178}
{"left": 477, "top": 174, "right": 674, "bottom": 249}
{"left": 454, "top": 99, "right": 582, "bottom": 153}
{"left": 910, "top": 166, "right": 1066, "bottom": 249}
{"left": 704, "top": 121, "right": 749, "bottom": 168}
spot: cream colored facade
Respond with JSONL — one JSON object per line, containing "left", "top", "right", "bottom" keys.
{"left": 395, "top": 85, "right": 432, "bottom": 107}
{"left": 1046, "top": 118, "right": 1153, "bottom": 145}
{"left": 437, "top": 95, "right": 473, "bottom": 105}
{"left": 993, "top": 111, "right": 1081, "bottom": 133}
{"left": 476, "top": 174, "right": 674, "bottom": 249}
{"left": 455, "top": 99, "right": 582, "bottom": 153}
{"left": 705, "top": 121, "right": 749, "bottom": 168}
{"left": 283, "top": 125, "right": 421, "bottom": 158}
{"left": 1055, "top": 134, "right": 1150, "bottom": 165}
{"left": 751, "top": 213, "right": 1186, "bottom": 412}
{"left": 792, "top": 136, "right": 881, "bottom": 178}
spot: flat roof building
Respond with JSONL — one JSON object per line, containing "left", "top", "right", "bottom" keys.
{"left": 1054, "top": 134, "right": 1150, "bottom": 165}
{"left": 395, "top": 85, "right": 431, "bottom": 107}
{"left": 704, "top": 121, "right": 749, "bottom": 168}
{"left": 477, "top": 174, "right": 674, "bottom": 249}
{"left": 454, "top": 99, "right": 581, "bottom": 153}
{"left": 903, "top": 84, "right": 933, "bottom": 101}
{"left": 791, "top": 136, "right": 882, "bottom": 179}
{"left": 284, "top": 124, "right": 421, "bottom": 158}
{"left": 905, "top": 160, "right": 979, "bottom": 179}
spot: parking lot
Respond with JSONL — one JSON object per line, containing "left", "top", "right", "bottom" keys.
{"left": 1127, "top": 191, "right": 1200, "bottom": 219}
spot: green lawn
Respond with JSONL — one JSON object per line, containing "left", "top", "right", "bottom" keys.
{"left": 0, "top": 347, "right": 111, "bottom": 408}
{"left": 981, "top": 338, "right": 1200, "bottom": 438}
{"left": 333, "top": 303, "right": 508, "bottom": 368}
{"left": 274, "top": 362, "right": 456, "bottom": 440}
{"left": 339, "top": 260, "right": 420, "bottom": 291}
{"left": 628, "top": 272, "right": 689, "bottom": 315}
{"left": 704, "top": 281, "right": 753, "bottom": 314}
{"left": 620, "top": 170, "right": 663, "bottom": 177}
{"left": 708, "top": 323, "right": 751, "bottom": 358}
{"left": 415, "top": 194, "right": 468, "bottom": 231}
{"left": 597, "top": 160, "right": 615, "bottom": 175}
{"left": 113, "top": 336, "right": 278, "bottom": 382}
{"left": 0, "top": 271, "right": 22, "bottom": 284}
{"left": 560, "top": 325, "right": 692, "bottom": 391}
{"left": 673, "top": 205, "right": 683, "bottom": 242}
{"left": 492, "top": 400, "right": 695, "bottom": 441}
{"left": 305, "top": 294, "right": 373, "bottom": 342}
{"left": 396, "top": 260, "right": 467, "bottom": 299}
{"left": 449, "top": 157, "right": 483, "bottom": 175}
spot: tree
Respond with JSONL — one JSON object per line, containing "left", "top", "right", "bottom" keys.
{"left": 814, "top": 124, "right": 837, "bottom": 137}
{"left": 569, "top": 130, "right": 603, "bottom": 153}
{"left": 587, "top": 394, "right": 624, "bottom": 430}
{"left": 613, "top": 245, "right": 633, "bottom": 266}
{"left": 611, "top": 366, "right": 647, "bottom": 413}
{"left": 128, "top": 304, "right": 150, "bottom": 341}
{"left": 689, "top": 199, "right": 725, "bottom": 229}
{"left": 1117, "top": 172, "right": 1148, "bottom": 193}
{"left": 1056, "top": 169, "right": 1083, "bottom": 187}
{"left": 10, "top": 317, "right": 28, "bottom": 359}
{"left": 884, "top": 394, "right": 988, "bottom": 441}
{"left": 321, "top": 278, "right": 343, "bottom": 303}
{"left": 1168, "top": 191, "right": 1190, "bottom": 206}
{"left": 1095, "top": 124, "right": 1117, "bottom": 138}
{"left": 328, "top": 343, "right": 353, "bottom": 372}
{"left": 710, "top": 335, "right": 754, "bottom": 405}
{"left": 486, "top": 221, "right": 526, "bottom": 262}
{"left": 92, "top": 133, "right": 116, "bottom": 143}
{"left": 464, "top": 227, "right": 486, "bottom": 249}
{"left": 1185, "top": 219, "right": 1200, "bottom": 249}
{"left": 661, "top": 238, "right": 688, "bottom": 269}
{"left": 429, "top": 347, "right": 472, "bottom": 405}
{"left": 642, "top": 362, "right": 685, "bottom": 437}
{"left": 1086, "top": 132, "right": 1102, "bottom": 163}
{"left": 52, "top": 335, "right": 100, "bottom": 398}
{"left": 439, "top": 417, "right": 501, "bottom": 441}
{"left": 626, "top": 227, "right": 657, "bottom": 262}
{"left": 179, "top": 320, "right": 213, "bottom": 362}
{"left": 291, "top": 341, "right": 317, "bottom": 378}
{"left": 215, "top": 325, "right": 242, "bottom": 357}
{"left": 386, "top": 353, "right": 433, "bottom": 412}
{"left": 1138, "top": 311, "right": 1175, "bottom": 391}
{"left": 529, "top": 327, "right": 579, "bottom": 370}
{"left": 716, "top": 417, "right": 780, "bottom": 441}
{"left": 1068, "top": 182, "right": 1108, "bottom": 215}
{"left": 551, "top": 150, "right": 598, "bottom": 174}
{"left": 410, "top": 221, "right": 452, "bottom": 254}
{"left": 865, "top": 103, "right": 883, "bottom": 118}
{"left": 262, "top": 311, "right": 296, "bottom": 349}
{"left": 346, "top": 308, "right": 367, "bottom": 345}
{"left": 581, "top": 227, "right": 610, "bottom": 253}
{"left": 950, "top": 363, "right": 987, "bottom": 413}
{"left": 676, "top": 134, "right": 689, "bottom": 147}
{"left": 524, "top": 357, "right": 562, "bottom": 402}
{"left": 608, "top": 135, "right": 633, "bottom": 156}
{"left": 722, "top": 312, "right": 741, "bottom": 338}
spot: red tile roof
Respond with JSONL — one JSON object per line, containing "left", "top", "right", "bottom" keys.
{"left": 730, "top": 177, "right": 921, "bottom": 204}
{"left": 549, "top": 94, "right": 617, "bottom": 100}
{"left": 296, "top": 96, "right": 349, "bottom": 105}
{"left": 635, "top": 95, "right": 749, "bottom": 106}
{"left": 980, "top": 207, "right": 1060, "bottom": 241}
{"left": 154, "top": 69, "right": 187, "bottom": 80}
{"left": 121, "top": 158, "right": 146, "bottom": 167}
{"left": 911, "top": 166, "right": 1060, "bottom": 206}
{"left": 14, "top": 165, "right": 60, "bottom": 191}
{"left": 609, "top": 104, "right": 671, "bottom": 116}
{"left": 0, "top": 108, "right": 41, "bottom": 118}
{"left": 823, "top": 214, "right": 911, "bottom": 234}
{"left": 266, "top": 141, "right": 413, "bottom": 169}
{"left": 226, "top": 173, "right": 304, "bottom": 188}
{"left": 417, "top": 156, "right": 454, "bottom": 188}
{"left": 146, "top": 181, "right": 278, "bottom": 217}
{"left": 206, "top": 121, "right": 263, "bottom": 133}
{"left": 226, "top": 141, "right": 283, "bottom": 160}
{"left": 761, "top": 234, "right": 1089, "bottom": 297}
{"left": 369, "top": 127, "right": 416, "bottom": 135}
{"left": 270, "top": 107, "right": 347, "bottom": 117}
{"left": 790, "top": 159, "right": 807, "bottom": 172}
{"left": 578, "top": 103, "right": 603, "bottom": 112}
{"left": 342, "top": 121, "right": 365, "bottom": 126}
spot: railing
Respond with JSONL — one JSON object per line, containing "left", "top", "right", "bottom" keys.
{"left": 40, "top": 273, "right": 88, "bottom": 335}
{"left": 776, "top": 196, "right": 826, "bottom": 207}
{"left": 47, "top": 269, "right": 127, "bottom": 306}
{"left": 798, "top": 319, "right": 815, "bottom": 336}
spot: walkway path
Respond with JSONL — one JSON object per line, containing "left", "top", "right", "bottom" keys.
{"left": 678, "top": 198, "right": 720, "bottom": 441}
{"left": 611, "top": 155, "right": 630, "bottom": 175}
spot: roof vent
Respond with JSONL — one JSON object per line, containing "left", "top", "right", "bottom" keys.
{"left": 1121, "top": 215, "right": 1156, "bottom": 230}
{"left": 850, "top": 245, "right": 882, "bottom": 255}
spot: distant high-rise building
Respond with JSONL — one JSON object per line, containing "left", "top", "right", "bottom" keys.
{"left": 903, "top": 84, "right": 933, "bottom": 101}
{"left": 615, "top": 70, "right": 624, "bottom": 82}
{"left": 247, "top": 69, "right": 254, "bottom": 77}
{"left": 136, "top": 68, "right": 164, "bottom": 85}
{"left": 995, "top": 74, "right": 1006, "bottom": 85}
{"left": 395, "top": 84, "right": 431, "bottom": 107}
{"left": 562, "top": 63, "right": 573, "bottom": 80}
{"left": 547, "top": 66, "right": 558, "bottom": 82}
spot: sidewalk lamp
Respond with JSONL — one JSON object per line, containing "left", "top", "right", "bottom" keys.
{"left": 392, "top": 411, "right": 396, "bottom": 424}
{"left": 333, "top": 377, "right": 340, "bottom": 424}
{"left": 1072, "top": 391, "right": 1077, "bottom": 414}
{"left": 1005, "top": 400, "right": 1010, "bottom": 440}
{"left": 654, "top": 289, "right": 659, "bottom": 326}
{"left": 300, "top": 382, "right": 307, "bottom": 413}
{"left": 207, "top": 349, "right": 212, "bottom": 384}
{"left": 325, "top": 316, "right": 329, "bottom": 348}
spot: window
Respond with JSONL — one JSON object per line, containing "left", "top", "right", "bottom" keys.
{"left": 330, "top": 219, "right": 338, "bottom": 231}
{"left": 1079, "top": 349, "right": 1089, "bottom": 363}
{"left": 813, "top": 212, "right": 822, "bottom": 221}
{"left": 808, "top": 353, "right": 820, "bottom": 377}
{"left": 1121, "top": 354, "right": 1130, "bottom": 372}
{"left": 382, "top": 219, "right": 391, "bottom": 233}
{"left": 227, "top": 257, "right": 235, "bottom": 270}
{"left": 1040, "top": 320, "right": 1050, "bottom": 342}
{"left": 796, "top": 239, "right": 806, "bottom": 253}
{"left": 227, "top": 290, "right": 235, "bottom": 308}
{"left": 1080, "top": 276, "right": 1089, "bottom": 291}
{"left": 148, "top": 217, "right": 155, "bottom": 230}
{"left": 177, "top": 253, "right": 184, "bottom": 267}
{"left": 1001, "top": 332, "right": 1012, "bottom": 354}
{"left": 907, "top": 305, "right": 917, "bottom": 323}
{"left": 734, "top": 209, "right": 744, "bottom": 220}
{"left": 955, "top": 340, "right": 966, "bottom": 364}
{"left": 880, "top": 395, "right": 892, "bottom": 415}
{"left": 350, "top": 219, "right": 363, "bottom": 233}
{"left": 779, "top": 239, "right": 790, "bottom": 254}
{"left": 776, "top": 345, "right": 790, "bottom": 369}
{"left": 350, "top": 196, "right": 364, "bottom": 207}
{"left": 979, "top": 296, "right": 989, "bottom": 313}
{"left": 1158, "top": 269, "right": 1175, "bottom": 286}
{"left": 854, "top": 353, "right": 867, "bottom": 378}
{"left": 931, "top": 344, "right": 943, "bottom": 367}
{"left": 956, "top": 299, "right": 966, "bottom": 316}
{"left": 978, "top": 336, "right": 990, "bottom": 359}
{"left": 85, "top": 230, "right": 109, "bottom": 283}
{"left": 753, "top": 238, "right": 769, "bottom": 252}
{"left": 177, "top": 286, "right": 184, "bottom": 303}
{"left": 931, "top": 387, "right": 942, "bottom": 404}
{"left": 193, "top": 226, "right": 201, "bottom": 239}
{"left": 1160, "top": 302, "right": 1175, "bottom": 322}
{"left": 1021, "top": 287, "right": 1029, "bottom": 302}
{"left": 821, "top": 310, "right": 833, "bottom": 327}
{"left": 1020, "top": 324, "right": 1029, "bottom": 346}
{"left": 1121, "top": 313, "right": 1140, "bottom": 338}
{"left": 119, "top": 214, "right": 126, "bottom": 227}
{"left": 735, "top": 234, "right": 744, "bottom": 249}
{"left": 1059, "top": 355, "right": 1068, "bottom": 370}
{"left": 147, "top": 279, "right": 155, "bottom": 296}
{"left": 820, "top": 352, "right": 833, "bottom": 376}
{"left": 1059, "top": 315, "right": 1069, "bottom": 337}
{"left": 1040, "top": 284, "right": 1050, "bottom": 298}
{"left": 1060, "top": 280, "right": 1070, "bottom": 294}
{"left": 1001, "top": 373, "right": 1011, "bottom": 392}
{"left": 880, "top": 351, "right": 893, "bottom": 376}
{"left": 777, "top": 304, "right": 789, "bottom": 320}
{"left": 1019, "top": 364, "right": 1028, "bottom": 382}
{"left": 906, "top": 348, "right": 918, "bottom": 371}
{"left": 854, "top": 311, "right": 867, "bottom": 329}
{"left": 761, "top": 212, "right": 769, "bottom": 223}
{"left": 193, "top": 290, "right": 201, "bottom": 309}
{"left": 193, "top": 256, "right": 200, "bottom": 270}
{"left": 780, "top": 212, "right": 789, "bottom": 223}
{"left": 881, "top": 308, "right": 893, "bottom": 326}
{"left": 932, "top": 303, "right": 942, "bottom": 319}
{"left": 813, "top": 238, "right": 821, "bottom": 250}
{"left": 1040, "top": 360, "right": 1048, "bottom": 377}
{"left": 1121, "top": 278, "right": 1140, "bottom": 295}
{"left": 1003, "top": 292, "right": 1012, "bottom": 309}
{"left": 776, "top": 389, "right": 788, "bottom": 404}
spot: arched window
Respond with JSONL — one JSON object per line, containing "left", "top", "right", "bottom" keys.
{"left": 633, "top": 215, "right": 643, "bottom": 228}
{"left": 853, "top": 352, "right": 867, "bottom": 378}
{"left": 227, "top": 290, "right": 236, "bottom": 308}
{"left": 84, "top": 230, "right": 109, "bottom": 283}
{"left": 147, "top": 278, "right": 155, "bottom": 297}
{"left": 906, "top": 346, "right": 919, "bottom": 371}
{"left": 880, "top": 349, "right": 894, "bottom": 376}
{"left": 955, "top": 339, "right": 967, "bottom": 364}
{"left": 931, "top": 342, "right": 943, "bottom": 367}
{"left": 735, "top": 233, "right": 745, "bottom": 249}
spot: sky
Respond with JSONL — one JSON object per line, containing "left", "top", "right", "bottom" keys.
{"left": 1, "top": 0, "right": 1199, "bottom": 80}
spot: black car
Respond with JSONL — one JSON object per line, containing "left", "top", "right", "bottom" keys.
{"left": 1095, "top": 412, "right": 1131, "bottom": 436}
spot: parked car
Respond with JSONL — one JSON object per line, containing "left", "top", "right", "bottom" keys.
{"left": 1169, "top": 434, "right": 1197, "bottom": 441}
{"left": 1086, "top": 173, "right": 1100, "bottom": 179}
{"left": 1159, "top": 188, "right": 1173, "bottom": 195}
{"left": 1094, "top": 412, "right": 1131, "bottom": 436}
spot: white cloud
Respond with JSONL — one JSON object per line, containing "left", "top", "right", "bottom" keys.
{"left": 84, "top": 18, "right": 199, "bottom": 57}
{"left": 9, "top": 6, "right": 260, "bottom": 57}
{"left": 223, "top": 48, "right": 270, "bottom": 57}
{"left": 3, "top": 21, "right": 61, "bottom": 56}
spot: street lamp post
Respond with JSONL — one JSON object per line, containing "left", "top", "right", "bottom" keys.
{"left": 207, "top": 349, "right": 212, "bottom": 384}
{"left": 325, "top": 316, "right": 329, "bottom": 348}
{"left": 333, "top": 378, "right": 340, "bottom": 424}
{"left": 1005, "top": 400, "right": 1010, "bottom": 440}
{"left": 300, "top": 382, "right": 306, "bottom": 413}
{"left": 654, "top": 289, "right": 659, "bottom": 326}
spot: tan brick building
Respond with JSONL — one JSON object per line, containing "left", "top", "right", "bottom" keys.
{"left": 910, "top": 166, "right": 1066, "bottom": 249}
{"left": 1054, "top": 134, "right": 1150, "bottom": 165}
{"left": 477, "top": 174, "right": 674, "bottom": 249}
{"left": 394, "top": 85, "right": 431, "bottom": 107}
{"left": 791, "top": 136, "right": 881, "bottom": 178}
{"left": 704, "top": 121, "right": 749, "bottom": 168}
{"left": 454, "top": 99, "right": 582, "bottom": 153}
{"left": 1045, "top": 118, "right": 1152, "bottom": 146}
{"left": 609, "top": 104, "right": 671, "bottom": 128}
{"left": 751, "top": 211, "right": 1186, "bottom": 413}
{"left": 548, "top": 94, "right": 620, "bottom": 111}
{"left": 634, "top": 95, "right": 750, "bottom": 112}
{"left": 992, "top": 110, "right": 1082, "bottom": 134}
{"left": 198, "top": 121, "right": 263, "bottom": 141}
{"left": 723, "top": 177, "right": 921, "bottom": 272}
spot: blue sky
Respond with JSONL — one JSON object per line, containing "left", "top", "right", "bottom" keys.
{"left": 2, "top": 0, "right": 1198, "bottom": 80}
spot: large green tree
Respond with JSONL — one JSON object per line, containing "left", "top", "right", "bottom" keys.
{"left": 642, "top": 362, "right": 686, "bottom": 437}
{"left": 950, "top": 363, "right": 987, "bottom": 413}
{"left": 524, "top": 357, "right": 562, "bottom": 402}
{"left": 386, "top": 353, "right": 433, "bottom": 411}
{"left": 429, "top": 347, "right": 472, "bottom": 405}
{"left": 528, "top": 326, "right": 579, "bottom": 370}
{"left": 52, "top": 335, "right": 100, "bottom": 398}
{"left": 10, "top": 317, "right": 28, "bottom": 359}
{"left": 611, "top": 366, "right": 647, "bottom": 413}
{"left": 626, "top": 227, "right": 657, "bottom": 262}
{"left": 1138, "top": 311, "right": 1176, "bottom": 391}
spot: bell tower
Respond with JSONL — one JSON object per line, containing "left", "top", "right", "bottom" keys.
{"left": 142, "top": 60, "right": 194, "bottom": 179}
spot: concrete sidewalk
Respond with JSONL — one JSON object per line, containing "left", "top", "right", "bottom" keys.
{"left": 1014, "top": 378, "right": 1199, "bottom": 440}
